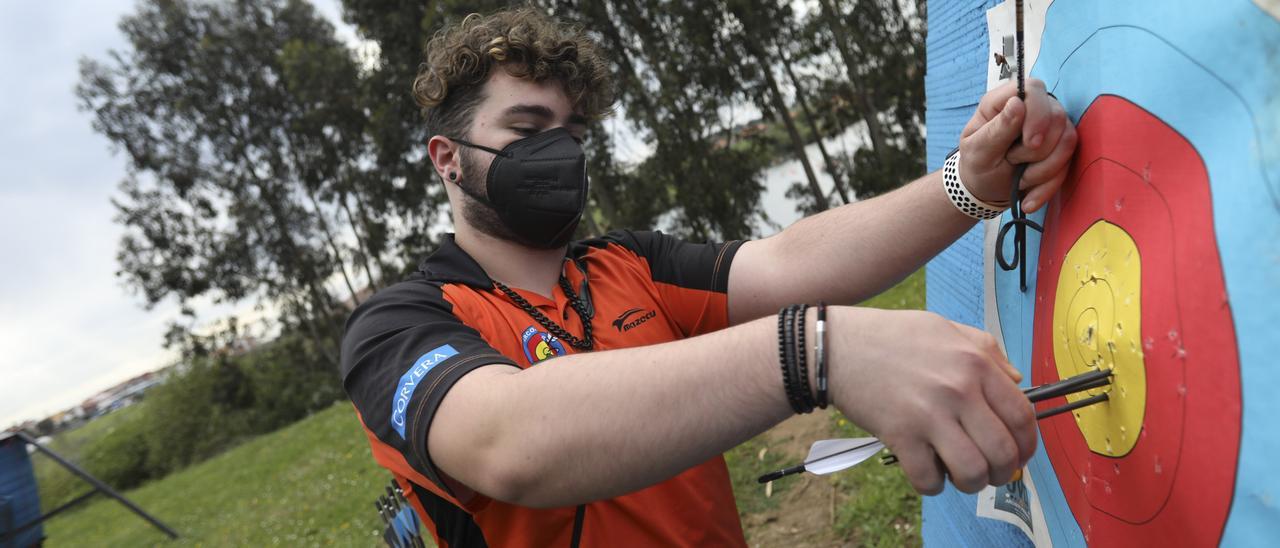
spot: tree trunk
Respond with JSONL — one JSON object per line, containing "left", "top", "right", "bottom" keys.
{"left": 817, "top": 0, "right": 890, "bottom": 165}
{"left": 593, "top": 2, "right": 659, "bottom": 130}
{"left": 234, "top": 147, "right": 340, "bottom": 367}
{"left": 251, "top": 183, "right": 332, "bottom": 319}
{"left": 283, "top": 292, "right": 328, "bottom": 365}
{"left": 264, "top": 191, "right": 340, "bottom": 366}
{"left": 348, "top": 189, "right": 387, "bottom": 287}
{"left": 778, "top": 44, "right": 852, "bottom": 205}
{"left": 337, "top": 189, "right": 380, "bottom": 292}
{"left": 745, "top": 41, "right": 828, "bottom": 212}
{"left": 303, "top": 185, "right": 361, "bottom": 307}
{"left": 241, "top": 193, "right": 337, "bottom": 370}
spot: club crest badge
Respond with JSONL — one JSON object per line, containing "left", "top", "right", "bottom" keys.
{"left": 521, "top": 325, "right": 566, "bottom": 364}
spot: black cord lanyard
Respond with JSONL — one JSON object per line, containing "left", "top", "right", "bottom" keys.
{"left": 995, "top": 0, "right": 1042, "bottom": 292}
{"left": 493, "top": 260, "right": 595, "bottom": 351}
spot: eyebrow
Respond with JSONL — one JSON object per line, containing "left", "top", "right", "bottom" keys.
{"left": 502, "top": 104, "right": 588, "bottom": 126}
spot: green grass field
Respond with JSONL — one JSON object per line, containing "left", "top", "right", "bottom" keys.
{"left": 39, "top": 270, "right": 925, "bottom": 546}
{"left": 40, "top": 403, "right": 389, "bottom": 546}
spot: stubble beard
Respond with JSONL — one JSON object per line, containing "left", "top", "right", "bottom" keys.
{"left": 455, "top": 148, "right": 549, "bottom": 248}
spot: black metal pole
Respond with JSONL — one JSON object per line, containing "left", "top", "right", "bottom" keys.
{"left": 16, "top": 431, "right": 179, "bottom": 539}
{"left": 0, "top": 490, "right": 101, "bottom": 542}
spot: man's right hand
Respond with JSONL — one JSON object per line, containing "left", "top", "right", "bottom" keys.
{"left": 824, "top": 306, "right": 1037, "bottom": 495}
{"left": 424, "top": 301, "right": 1036, "bottom": 508}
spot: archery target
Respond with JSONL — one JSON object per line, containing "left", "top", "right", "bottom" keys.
{"left": 1031, "top": 95, "right": 1242, "bottom": 545}
{"left": 924, "top": 1, "right": 1280, "bottom": 546}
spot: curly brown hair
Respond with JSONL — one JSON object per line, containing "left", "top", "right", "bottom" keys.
{"left": 413, "top": 7, "right": 615, "bottom": 141}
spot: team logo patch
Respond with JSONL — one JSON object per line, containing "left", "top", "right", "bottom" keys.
{"left": 391, "top": 344, "right": 459, "bottom": 439}
{"left": 521, "top": 325, "right": 566, "bottom": 364}
{"left": 612, "top": 307, "right": 657, "bottom": 333}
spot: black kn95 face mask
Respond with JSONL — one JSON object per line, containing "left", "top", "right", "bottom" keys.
{"left": 449, "top": 127, "right": 588, "bottom": 249}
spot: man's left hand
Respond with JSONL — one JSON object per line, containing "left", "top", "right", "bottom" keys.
{"left": 957, "top": 78, "right": 1078, "bottom": 213}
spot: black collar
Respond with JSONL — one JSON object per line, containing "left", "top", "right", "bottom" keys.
{"left": 417, "top": 234, "right": 495, "bottom": 288}
{"left": 418, "top": 233, "right": 601, "bottom": 291}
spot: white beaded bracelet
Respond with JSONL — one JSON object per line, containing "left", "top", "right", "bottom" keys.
{"left": 943, "top": 150, "right": 1007, "bottom": 220}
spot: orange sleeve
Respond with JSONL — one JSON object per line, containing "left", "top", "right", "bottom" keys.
{"left": 598, "top": 230, "right": 745, "bottom": 336}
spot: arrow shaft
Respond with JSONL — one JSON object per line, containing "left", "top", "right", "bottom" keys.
{"left": 803, "top": 438, "right": 883, "bottom": 467}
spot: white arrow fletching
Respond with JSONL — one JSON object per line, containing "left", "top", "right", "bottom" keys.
{"left": 803, "top": 437, "right": 886, "bottom": 475}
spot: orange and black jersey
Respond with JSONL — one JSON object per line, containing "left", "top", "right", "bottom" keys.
{"left": 341, "top": 230, "right": 748, "bottom": 548}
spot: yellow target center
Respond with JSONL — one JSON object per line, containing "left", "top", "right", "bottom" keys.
{"left": 1052, "top": 221, "right": 1147, "bottom": 457}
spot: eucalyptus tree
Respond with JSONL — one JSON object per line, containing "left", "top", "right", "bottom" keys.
{"left": 814, "top": 0, "right": 926, "bottom": 199}
{"left": 720, "top": 0, "right": 831, "bottom": 213}
{"left": 554, "top": 0, "right": 771, "bottom": 239}
{"left": 80, "top": 0, "right": 372, "bottom": 364}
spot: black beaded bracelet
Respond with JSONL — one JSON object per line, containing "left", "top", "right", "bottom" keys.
{"left": 783, "top": 302, "right": 803, "bottom": 412}
{"left": 777, "top": 304, "right": 818, "bottom": 414}
{"left": 815, "top": 302, "right": 828, "bottom": 409}
{"left": 777, "top": 306, "right": 798, "bottom": 411}
{"left": 773, "top": 302, "right": 803, "bottom": 412}
{"left": 793, "top": 304, "right": 815, "bottom": 412}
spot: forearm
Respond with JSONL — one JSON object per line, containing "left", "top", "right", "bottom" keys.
{"left": 429, "top": 313, "right": 797, "bottom": 508}
{"left": 736, "top": 170, "right": 976, "bottom": 319}
{"left": 793, "top": 170, "right": 977, "bottom": 299}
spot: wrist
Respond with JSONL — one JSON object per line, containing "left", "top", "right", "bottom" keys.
{"left": 820, "top": 305, "right": 874, "bottom": 419}
{"left": 946, "top": 148, "right": 1010, "bottom": 217}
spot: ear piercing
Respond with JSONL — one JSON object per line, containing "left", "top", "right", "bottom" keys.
{"left": 448, "top": 172, "right": 457, "bottom": 181}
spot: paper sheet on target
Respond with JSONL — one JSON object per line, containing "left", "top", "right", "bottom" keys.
{"left": 977, "top": 468, "right": 1053, "bottom": 547}
{"left": 978, "top": 2, "right": 1054, "bottom": 547}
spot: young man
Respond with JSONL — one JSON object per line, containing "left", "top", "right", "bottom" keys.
{"left": 342, "top": 8, "right": 1077, "bottom": 548}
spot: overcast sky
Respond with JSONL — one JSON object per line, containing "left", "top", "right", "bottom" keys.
{"left": 0, "top": 0, "right": 353, "bottom": 428}
{"left": 0, "top": 1, "right": 835, "bottom": 428}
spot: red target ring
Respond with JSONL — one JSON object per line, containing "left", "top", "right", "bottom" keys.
{"left": 1031, "top": 95, "right": 1241, "bottom": 546}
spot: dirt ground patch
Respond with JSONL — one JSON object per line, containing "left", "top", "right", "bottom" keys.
{"left": 741, "top": 412, "right": 857, "bottom": 548}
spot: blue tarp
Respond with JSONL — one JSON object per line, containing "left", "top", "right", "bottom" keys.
{"left": 0, "top": 433, "right": 42, "bottom": 548}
